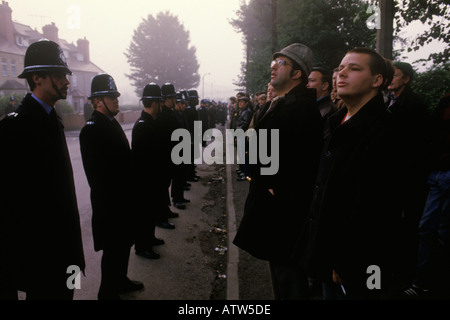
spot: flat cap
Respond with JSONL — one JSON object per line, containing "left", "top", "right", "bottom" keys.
{"left": 273, "top": 43, "right": 313, "bottom": 76}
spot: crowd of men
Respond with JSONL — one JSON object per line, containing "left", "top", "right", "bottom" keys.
{"left": 231, "top": 43, "right": 450, "bottom": 300}
{"left": 0, "top": 38, "right": 448, "bottom": 301}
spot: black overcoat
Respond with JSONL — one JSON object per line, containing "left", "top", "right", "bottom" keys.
{"left": 0, "top": 94, "right": 85, "bottom": 289}
{"left": 79, "top": 110, "right": 136, "bottom": 251}
{"left": 294, "top": 94, "right": 404, "bottom": 292}
{"left": 233, "top": 84, "right": 323, "bottom": 261}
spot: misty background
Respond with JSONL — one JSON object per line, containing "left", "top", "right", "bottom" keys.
{"left": 5, "top": 0, "right": 446, "bottom": 105}
{"left": 7, "top": 0, "right": 245, "bottom": 104}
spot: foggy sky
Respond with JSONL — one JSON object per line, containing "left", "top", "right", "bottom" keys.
{"left": 7, "top": 0, "right": 245, "bottom": 104}
{"left": 6, "top": 0, "right": 445, "bottom": 104}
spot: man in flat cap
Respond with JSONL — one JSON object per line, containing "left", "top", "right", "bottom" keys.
{"left": 233, "top": 43, "right": 323, "bottom": 299}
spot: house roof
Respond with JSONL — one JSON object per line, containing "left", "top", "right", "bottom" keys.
{"left": 0, "top": 21, "right": 104, "bottom": 75}
{"left": 0, "top": 33, "right": 25, "bottom": 55}
{"left": 0, "top": 79, "right": 28, "bottom": 90}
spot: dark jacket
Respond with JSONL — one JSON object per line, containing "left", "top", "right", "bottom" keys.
{"left": 157, "top": 105, "right": 180, "bottom": 181}
{"left": 317, "top": 95, "right": 338, "bottom": 139}
{"left": 233, "top": 84, "right": 323, "bottom": 261}
{"left": 236, "top": 106, "right": 253, "bottom": 132}
{"left": 131, "top": 110, "right": 166, "bottom": 234}
{"left": 295, "top": 94, "right": 404, "bottom": 293}
{"left": 0, "top": 93, "right": 85, "bottom": 289}
{"left": 131, "top": 110, "right": 165, "bottom": 191}
{"left": 198, "top": 105, "right": 209, "bottom": 133}
{"left": 387, "top": 85, "right": 433, "bottom": 279}
{"left": 79, "top": 110, "right": 136, "bottom": 251}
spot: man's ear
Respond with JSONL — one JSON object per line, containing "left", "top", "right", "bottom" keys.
{"left": 291, "top": 69, "right": 302, "bottom": 80}
{"left": 404, "top": 75, "right": 411, "bottom": 85}
{"left": 31, "top": 73, "right": 43, "bottom": 85}
{"left": 373, "top": 74, "right": 383, "bottom": 89}
{"left": 93, "top": 97, "right": 102, "bottom": 109}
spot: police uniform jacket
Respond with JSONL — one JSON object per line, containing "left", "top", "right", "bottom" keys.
{"left": 131, "top": 111, "right": 167, "bottom": 226}
{"left": 155, "top": 106, "right": 181, "bottom": 183}
{"left": 0, "top": 93, "right": 85, "bottom": 288}
{"left": 197, "top": 105, "right": 209, "bottom": 134}
{"left": 183, "top": 105, "right": 198, "bottom": 137}
{"left": 233, "top": 84, "right": 324, "bottom": 262}
{"left": 132, "top": 110, "right": 165, "bottom": 193}
{"left": 294, "top": 94, "right": 404, "bottom": 293}
{"left": 79, "top": 110, "right": 136, "bottom": 251}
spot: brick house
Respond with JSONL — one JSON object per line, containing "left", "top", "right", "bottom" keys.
{"left": 0, "top": 1, "right": 104, "bottom": 114}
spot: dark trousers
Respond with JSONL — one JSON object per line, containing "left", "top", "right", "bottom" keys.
{"left": 99, "top": 245, "right": 131, "bottom": 296}
{"left": 0, "top": 267, "right": 75, "bottom": 300}
{"left": 135, "top": 211, "right": 157, "bottom": 252}
{"left": 269, "top": 260, "right": 310, "bottom": 300}
{"left": 171, "top": 164, "right": 186, "bottom": 202}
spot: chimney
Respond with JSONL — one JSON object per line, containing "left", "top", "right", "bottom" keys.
{"left": 77, "top": 37, "right": 90, "bottom": 62}
{"left": 0, "top": 1, "right": 14, "bottom": 42}
{"left": 42, "top": 22, "right": 59, "bottom": 43}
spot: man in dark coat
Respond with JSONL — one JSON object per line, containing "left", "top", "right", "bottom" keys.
{"left": 171, "top": 91, "right": 189, "bottom": 209}
{"left": 294, "top": 48, "right": 403, "bottom": 299}
{"left": 184, "top": 90, "right": 201, "bottom": 181}
{"left": 0, "top": 40, "right": 85, "bottom": 300}
{"left": 233, "top": 43, "right": 324, "bottom": 299}
{"left": 154, "top": 82, "right": 181, "bottom": 228}
{"left": 131, "top": 83, "right": 166, "bottom": 260}
{"left": 307, "top": 67, "right": 338, "bottom": 139}
{"left": 197, "top": 99, "right": 210, "bottom": 146}
{"left": 386, "top": 61, "right": 433, "bottom": 290}
{"left": 79, "top": 74, "right": 143, "bottom": 300}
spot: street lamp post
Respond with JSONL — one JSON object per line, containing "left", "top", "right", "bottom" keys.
{"left": 202, "top": 73, "right": 210, "bottom": 99}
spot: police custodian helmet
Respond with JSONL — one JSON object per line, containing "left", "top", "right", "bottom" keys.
{"left": 161, "top": 83, "right": 176, "bottom": 99}
{"left": 18, "top": 39, "right": 72, "bottom": 79}
{"left": 89, "top": 74, "right": 121, "bottom": 99}
{"left": 176, "top": 90, "right": 187, "bottom": 103}
{"left": 141, "top": 83, "right": 162, "bottom": 101}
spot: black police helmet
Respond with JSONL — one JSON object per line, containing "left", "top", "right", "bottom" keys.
{"left": 181, "top": 90, "right": 189, "bottom": 101}
{"left": 89, "top": 74, "right": 121, "bottom": 99}
{"left": 161, "top": 83, "right": 176, "bottom": 98}
{"left": 18, "top": 39, "right": 72, "bottom": 79}
{"left": 141, "top": 82, "right": 162, "bottom": 101}
{"left": 176, "top": 91, "right": 187, "bottom": 103}
{"left": 188, "top": 90, "right": 199, "bottom": 99}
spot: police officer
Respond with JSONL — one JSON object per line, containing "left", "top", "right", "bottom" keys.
{"left": 131, "top": 83, "right": 166, "bottom": 260}
{"left": 0, "top": 39, "right": 85, "bottom": 300}
{"left": 3, "top": 96, "right": 17, "bottom": 116}
{"left": 171, "top": 91, "right": 190, "bottom": 209}
{"left": 79, "top": 73, "right": 143, "bottom": 300}
{"left": 155, "top": 82, "right": 179, "bottom": 228}
{"left": 185, "top": 90, "right": 201, "bottom": 181}
{"left": 198, "top": 99, "right": 210, "bottom": 146}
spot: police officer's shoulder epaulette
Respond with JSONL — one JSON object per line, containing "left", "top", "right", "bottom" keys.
{"left": 138, "top": 119, "right": 145, "bottom": 123}
{"left": 86, "top": 120, "right": 95, "bottom": 125}
{"left": 6, "top": 112, "right": 19, "bottom": 118}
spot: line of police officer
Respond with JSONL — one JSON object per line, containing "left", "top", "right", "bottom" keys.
{"left": 0, "top": 39, "right": 202, "bottom": 300}
{"left": 79, "top": 76, "right": 202, "bottom": 299}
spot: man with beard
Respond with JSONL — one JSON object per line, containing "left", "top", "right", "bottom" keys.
{"left": 233, "top": 43, "right": 323, "bottom": 299}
